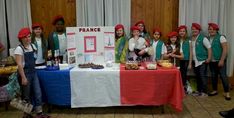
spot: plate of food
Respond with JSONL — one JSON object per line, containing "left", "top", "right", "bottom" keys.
{"left": 160, "top": 62, "right": 173, "bottom": 69}
{"left": 35, "top": 65, "right": 46, "bottom": 69}
{"left": 78, "top": 63, "right": 95, "bottom": 68}
{"left": 146, "top": 63, "right": 157, "bottom": 70}
{"left": 125, "top": 62, "right": 139, "bottom": 70}
{"left": 157, "top": 60, "right": 170, "bottom": 66}
{"left": 91, "top": 64, "right": 104, "bottom": 69}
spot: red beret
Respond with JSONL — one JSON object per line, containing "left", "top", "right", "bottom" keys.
{"left": 52, "top": 15, "right": 65, "bottom": 25}
{"left": 192, "top": 23, "right": 201, "bottom": 30}
{"left": 131, "top": 26, "right": 140, "bottom": 31}
{"left": 208, "top": 23, "right": 219, "bottom": 30}
{"left": 135, "top": 20, "right": 144, "bottom": 26}
{"left": 115, "top": 24, "right": 124, "bottom": 30}
{"left": 18, "top": 28, "right": 31, "bottom": 40}
{"left": 32, "top": 23, "right": 43, "bottom": 30}
{"left": 167, "top": 31, "right": 178, "bottom": 38}
{"left": 153, "top": 27, "right": 162, "bottom": 35}
{"left": 177, "top": 25, "right": 187, "bottom": 31}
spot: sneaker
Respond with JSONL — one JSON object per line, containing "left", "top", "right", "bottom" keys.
{"left": 191, "top": 91, "right": 201, "bottom": 96}
{"left": 35, "top": 113, "right": 50, "bottom": 118}
{"left": 225, "top": 96, "right": 231, "bottom": 101}
{"left": 22, "top": 113, "right": 33, "bottom": 118}
{"left": 199, "top": 93, "right": 208, "bottom": 97}
{"left": 208, "top": 91, "right": 218, "bottom": 96}
{"left": 223, "top": 93, "right": 231, "bottom": 101}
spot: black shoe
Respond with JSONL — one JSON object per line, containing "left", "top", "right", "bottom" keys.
{"left": 225, "top": 96, "right": 231, "bottom": 101}
{"left": 219, "top": 111, "right": 229, "bottom": 117}
{"left": 208, "top": 91, "right": 218, "bottom": 96}
{"left": 22, "top": 113, "right": 33, "bottom": 118}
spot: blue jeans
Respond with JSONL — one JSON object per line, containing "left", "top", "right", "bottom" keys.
{"left": 209, "top": 61, "right": 229, "bottom": 92}
{"left": 20, "top": 70, "right": 42, "bottom": 113}
{"left": 193, "top": 62, "right": 208, "bottom": 93}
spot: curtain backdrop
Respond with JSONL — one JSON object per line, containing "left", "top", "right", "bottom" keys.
{"left": 104, "top": 0, "right": 131, "bottom": 35}
{"left": 179, "top": 0, "right": 234, "bottom": 76}
{"left": 6, "top": 0, "right": 32, "bottom": 48}
{"left": 76, "top": 0, "right": 131, "bottom": 34}
{"left": 76, "top": 0, "right": 104, "bottom": 26}
{"left": 0, "top": 0, "right": 7, "bottom": 58}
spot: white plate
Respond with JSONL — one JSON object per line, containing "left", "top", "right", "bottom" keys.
{"left": 35, "top": 65, "right": 46, "bottom": 69}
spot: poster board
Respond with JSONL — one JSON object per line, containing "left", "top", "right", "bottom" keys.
{"left": 66, "top": 27, "right": 115, "bottom": 66}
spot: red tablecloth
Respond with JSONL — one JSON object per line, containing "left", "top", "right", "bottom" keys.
{"left": 120, "top": 64, "right": 185, "bottom": 112}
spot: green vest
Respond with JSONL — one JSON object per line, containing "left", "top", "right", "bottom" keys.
{"left": 209, "top": 33, "right": 222, "bottom": 60}
{"left": 195, "top": 34, "right": 208, "bottom": 61}
{"left": 51, "top": 32, "right": 66, "bottom": 56}
{"left": 151, "top": 39, "right": 163, "bottom": 60}
{"left": 52, "top": 32, "right": 60, "bottom": 51}
{"left": 181, "top": 38, "right": 190, "bottom": 60}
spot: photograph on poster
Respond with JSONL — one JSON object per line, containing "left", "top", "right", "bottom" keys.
{"left": 104, "top": 49, "right": 114, "bottom": 62}
{"left": 69, "top": 56, "right": 76, "bottom": 64}
{"left": 84, "top": 54, "right": 94, "bottom": 62}
{"left": 84, "top": 36, "right": 97, "bottom": 52}
{"left": 70, "top": 51, "right": 75, "bottom": 56}
{"left": 104, "top": 32, "right": 115, "bottom": 48}
{"left": 67, "top": 33, "right": 76, "bottom": 48}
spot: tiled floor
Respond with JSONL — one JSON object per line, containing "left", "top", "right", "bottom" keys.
{"left": 0, "top": 84, "right": 233, "bottom": 118}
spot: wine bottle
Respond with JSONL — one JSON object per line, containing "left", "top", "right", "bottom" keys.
{"left": 54, "top": 50, "right": 60, "bottom": 67}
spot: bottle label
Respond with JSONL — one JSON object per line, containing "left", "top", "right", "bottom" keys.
{"left": 47, "top": 61, "right": 52, "bottom": 66}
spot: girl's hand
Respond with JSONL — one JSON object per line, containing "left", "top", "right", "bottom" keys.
{"left": 218, "top": 60, "right": 224, "bottom": 67}
{"left": 145, "top": 40, "right": 150, "bottom": 47}
{"left": 167, "top": 53, "right": 172, "bottom": 57}
{"left": 171, "top": 54, "right": 176, "bottom": 58}
{"left": 172, "top": 49, "right": 176, "bottom": 54}
{"left": 188, "top": 63, "right": 192, "bottom": 70}
{"left": 138, "top": 50, "right": 146, "bottom": 55}
{"left": 21, "top": 77, "right": 28, "bottom": 85}
{"left": 205, "top": 58, "right": 211, "bottom": 64}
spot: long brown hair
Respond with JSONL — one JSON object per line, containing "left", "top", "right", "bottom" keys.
{"left": 31, "top": 31, "right": 47, "bottom": 58}
{"left": 167, "top": 36, "right": 180, "bottom": 55}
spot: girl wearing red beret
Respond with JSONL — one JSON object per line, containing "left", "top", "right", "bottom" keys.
{"left": 150, "top": 28, "right": 165, "bottom": 61}
{"left": 31, "top": 23, "right": 47, "bottom": 66}
{"left": 48, "top": 15, "right": 67, "bottom": 63}
{"left": 128, "top": 26, "right": 148, "bottom": 61}
{"left": 207, "top": 23, "right": 231, "bottom": 100}
{"left": 163, "top": 31, "right": 183, "bottom": 66}
{"left": 114, "top": 24, "right": 128, "bottom": 63}
{"left": 14, "top": 28, "right": 50, "bottom": 118}
{"left": 135, "top": 20, "right": 151, "bottom": 47}
{"left": 178, "top": 25, "right": 192, "bottom": 91}
{"left": 191, "top": 23, "right": 211, "bottom": 97}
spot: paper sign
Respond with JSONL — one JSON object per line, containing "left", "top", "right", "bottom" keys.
{"left": 84, "top": 36, "right": 97, "bottom": 53}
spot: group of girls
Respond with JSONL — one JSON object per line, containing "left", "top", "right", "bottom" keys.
{"left": 114, "top": 21, "right": 230, "bottom": 100}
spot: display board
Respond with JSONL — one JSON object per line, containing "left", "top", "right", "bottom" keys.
{"left": 66, "top": 27, "right": 115, "bottom": 66}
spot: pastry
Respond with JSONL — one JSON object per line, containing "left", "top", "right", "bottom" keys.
{"left": 91, "top": 64, "right": 104, "bottom": 69}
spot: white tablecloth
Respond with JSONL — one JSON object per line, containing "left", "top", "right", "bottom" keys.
{"left": 70, "top": 64, "right": 120, "bottom": 108}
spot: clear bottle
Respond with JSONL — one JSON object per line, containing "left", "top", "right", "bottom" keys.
{"left": 62, "top": 50, "right": 67, "bottom": 64}
{"left": 46, "top": 50, "right": 53, "bottom": 67}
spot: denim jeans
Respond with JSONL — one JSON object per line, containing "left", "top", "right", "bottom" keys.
{"left": 193, "top": 62, "right": 208, "bottom": 93}
{"left": 209, "top": 61, "right": 229, "bottom": 92}
{"left": 20, "top": 70, "right": 42, "bottom": 113}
